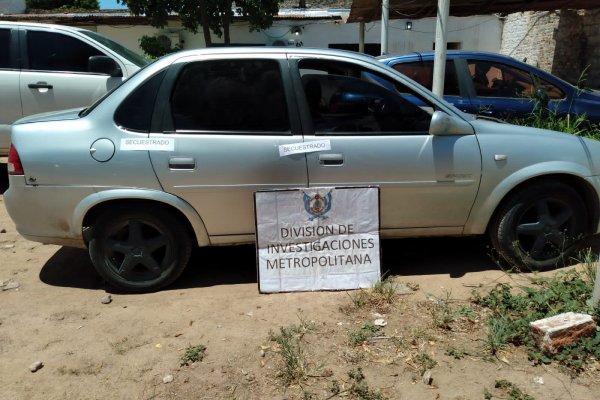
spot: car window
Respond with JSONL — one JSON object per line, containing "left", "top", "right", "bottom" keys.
{"left": 170, "top": 59, "right": 290, "bottom": 133}
{"left": 535, "top": 76, "right": 565, "bottom": 99}
{"left": 0, "top": 29, "right": 10, "bottom": 68}
{"left": 80, "top": 30, "right": 149, "bottom": 68}
{"left": 27, "top": 30, "right": 104, "bottom": 73}
{"left": 114, "top": 69, "right": 167, "bottom": 132}
{"left": 391, "top": 60, "right": 460, "bottom": 96}
{"left": 468, "top": 60, "right": 535, "bottom": 99}
{"left": 298, "top": 59, "right": 432, "bottom": 135}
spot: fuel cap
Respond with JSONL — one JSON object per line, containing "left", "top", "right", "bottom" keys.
{"left": 90, "top": 138, "right": 115, "bottom": 162}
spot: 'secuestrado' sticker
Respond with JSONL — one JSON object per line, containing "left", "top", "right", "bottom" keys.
{"left": 120, "top": 138, "right": 175, "bottom": 151}
{"left": 279, "top": 140, "right": 331, "bottom": 157}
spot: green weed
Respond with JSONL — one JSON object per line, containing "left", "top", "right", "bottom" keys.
{"left": 347, "top": 323, "right": 381, "bottom": 346}
{"left": 328, "top": 367, "right": 385, "bottom": 400}
{"left": 269, "top": 322, "right": 314, "bottom": 386}
{"left": 473, "top": 265, "right": 600, "bottom": 372}
{"left": 180, "top": 344, "right": 206, "bottom": 366}
{"left": 484, "top": 379, "right": 535, "bottom": 400}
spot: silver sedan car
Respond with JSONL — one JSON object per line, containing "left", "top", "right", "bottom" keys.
{"left": 5, "top": 48, "right": 600, "bottom": 291}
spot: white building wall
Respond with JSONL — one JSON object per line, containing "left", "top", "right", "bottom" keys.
{"left": 0, "top": 0, "right": 26, "bottom": 14}
{"left": 94, "top": 13, "right": 501, "bottom": 57}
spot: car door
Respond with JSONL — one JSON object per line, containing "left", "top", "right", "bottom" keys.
{"left": 465, "top": 58, "right": 536, "bottom": 119}
{"left": 0, "top": 27, "right": 21, "bottom": 154}
{"left": 291, "top": 56, "right": 481, "bottom": 233}
{"left": 148, "top": 55, "right": 308, "bottom": 240}
{"left": 19, "top": 28, "right": 123, "bottom": 117}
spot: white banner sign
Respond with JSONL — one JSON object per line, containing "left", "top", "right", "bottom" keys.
{"left": 278, "top": 140, "right": 331, "bottom": 157}
{"left": 255, "top": 187, "right": 381, "bottom": 293}
{"left": 120, "top": 138, "right": 175, "bottom": 151}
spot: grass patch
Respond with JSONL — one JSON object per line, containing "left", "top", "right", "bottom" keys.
{"left": 484, "top": 379, "right": 535, "bottom": 400}
{"left": 180, "top": 344, "right": 206, "bottom": 366}
{"left": 269, "top": 320, "right": 315, "bottom": 386}
{"left": 347, "top": 323, "right": 382, "bottom": 346}
{"left": 340, "top": 276, "right": 406, "bottom": 314}
{"left": 472, "top": 257, "right": 600, "bottom": 372}
{"left": 329, "top": 367, "right": 385, "bottom": 400}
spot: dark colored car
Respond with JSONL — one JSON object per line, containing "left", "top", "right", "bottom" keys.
{"left": 380, "top": 51, "right": 600, "bottom": 121}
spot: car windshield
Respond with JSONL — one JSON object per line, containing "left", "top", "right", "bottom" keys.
{"left": 80, "top": 30, "right": 149, "bottom": 68}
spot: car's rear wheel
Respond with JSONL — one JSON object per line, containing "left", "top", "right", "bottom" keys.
{"left": 88, "top": 206, "right": 192, "bottom": 292}
{"left": 489, "top": 182, "right": 589, "bottom": 270}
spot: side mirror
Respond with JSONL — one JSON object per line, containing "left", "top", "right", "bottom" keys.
{"left": 88, "top": 55, "right": 123, "bottom": 77}
{"left": 429, "top": 111, "right": 474, "bottom": 136}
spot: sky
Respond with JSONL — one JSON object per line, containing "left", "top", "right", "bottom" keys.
{"left": 99, "top": 0, "right": 128, "bottom": 10}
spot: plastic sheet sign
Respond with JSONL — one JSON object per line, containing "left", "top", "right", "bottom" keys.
{"left": 255, "top": 187, "right": 381, "bottom": 293}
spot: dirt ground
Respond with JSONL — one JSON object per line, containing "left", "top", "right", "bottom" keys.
{"left": 1, "top": 161, "right": 599, "bottom": 400}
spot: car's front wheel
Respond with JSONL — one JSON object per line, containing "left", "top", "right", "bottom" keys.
{"left": 88, "top": 206, "right": 192, "bottom": 292}
{"left": 489, "top": 182, "right": 589, "bottom": 270}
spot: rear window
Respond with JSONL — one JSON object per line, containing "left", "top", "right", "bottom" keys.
{"left": 115, "top": 70, "right": 167, "bottom": 132}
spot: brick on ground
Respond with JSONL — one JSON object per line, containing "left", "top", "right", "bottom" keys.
{"left": 530, "top": 312, "right": 596, "bottom": 354}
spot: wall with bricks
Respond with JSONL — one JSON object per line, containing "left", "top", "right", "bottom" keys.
{"left": 500, "top": 9, "right": 600, "bottom": 88}
{"left": 582, "top": 9, "right": 600, "bottom": 89}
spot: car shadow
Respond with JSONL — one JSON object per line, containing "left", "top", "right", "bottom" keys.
{"left": 0, "top": 162, "right": 7, "bottom": 194}
{"left": 39, "top": 237, "right": 501, "bottom": 292}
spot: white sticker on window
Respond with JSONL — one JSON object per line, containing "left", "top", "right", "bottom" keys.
{"left": 120, "top": 138, "right": 174, "bottom": 151}
{"left": 279, "top": 140, "right": 331, "bottom": 157}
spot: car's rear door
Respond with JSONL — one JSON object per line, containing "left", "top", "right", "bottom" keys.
{"left": 291, "top": 55, "right": 482, "bottom": 234}
{"left": 148, "top": 54, "right": 308, "bottom": 241}
{"left": 19, "top": 27, "right": 123, "bottom": 117}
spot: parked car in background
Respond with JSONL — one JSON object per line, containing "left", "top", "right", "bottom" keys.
{"left": 0, "top": 21, "right": 148, "bottom": 156}
{"left": 5, "top": 48, "right": 600, "bottom": 291}
{"left": 380, "top": 51, "right": 600, "bottom": 121}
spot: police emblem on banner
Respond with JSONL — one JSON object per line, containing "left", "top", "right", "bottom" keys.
{"left": 303, "top": 191, "right": 332, "bottom": 221}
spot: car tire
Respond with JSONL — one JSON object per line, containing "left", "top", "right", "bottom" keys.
{"left": 88, "top": 206, "right": 192, "bottom": 292}
{"left": 489, "top": 182, "right": 589, "bottom": 270}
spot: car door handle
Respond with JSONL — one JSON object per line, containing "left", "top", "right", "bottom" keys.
{"left": 28, "top": 82, "right": 53, "bottom": 90}
{"left": 318, "top": 153, "right": 344, "bottom": 166}
{"left": 169, "top": 157, "right": 196, "bottom": 170}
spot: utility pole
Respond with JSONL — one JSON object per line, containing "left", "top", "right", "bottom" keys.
{"left": 432, "top": 0, "right": 450, "bottom": 97}
{"left": 380, "top": 0, "right": 389, "bottom": 55}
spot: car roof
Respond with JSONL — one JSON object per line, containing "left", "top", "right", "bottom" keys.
{"left": 379, "top": 51, "right": 519, "bottom": 62}
{"left": 158, "top": 46, "right": 381, "bottom": 65}
{"left": 0, "top": 20, "right": 89, "bottom": 32}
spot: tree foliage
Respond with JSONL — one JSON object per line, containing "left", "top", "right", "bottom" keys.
{"left": 119, "top": 0, "right": 281, "bottom": 46}
{"left": 26, "top": 0, "right": 99, "bottom": 10}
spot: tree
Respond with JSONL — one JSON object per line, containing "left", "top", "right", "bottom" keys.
{"left": 120, "top": 0, "right": 282, "bottom": 47}
{"left": 26, "top": 0, "right": 99, "bottom": 10}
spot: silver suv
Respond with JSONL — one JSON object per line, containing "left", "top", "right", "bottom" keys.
{"left": 5, "top": 48, "right": 600, "bottom": 292}
{"left": 0, "top": 21, "right": 148, "bottom": 155}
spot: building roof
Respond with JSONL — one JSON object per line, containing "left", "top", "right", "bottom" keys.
{"left": 0, "top": 5, "right": 349, "bottom": 26}
{"left": 348, "top": 0, "right": 600, "bottom": 23}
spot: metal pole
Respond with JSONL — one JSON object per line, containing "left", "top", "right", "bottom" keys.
{"left": 359, "top": 21, "right": 365, "bottom": 53}
{"left": 432, "top": 0, "right": 450, "bottom": 97}
{"left": 381, "top": 0, "right": 389, "bottom": 55}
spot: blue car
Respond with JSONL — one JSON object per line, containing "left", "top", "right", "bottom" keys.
{"left": 380, "top": 51, "right": 600, "bottom": 122}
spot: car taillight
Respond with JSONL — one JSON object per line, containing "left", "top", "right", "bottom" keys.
{"left": 7, "top": 145, "right": 24, "bottom": 175}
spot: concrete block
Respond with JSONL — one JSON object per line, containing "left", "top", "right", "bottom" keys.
{"left": 530, "top": 312, "right": 596, "bottom": 354}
